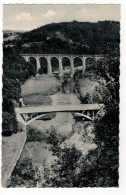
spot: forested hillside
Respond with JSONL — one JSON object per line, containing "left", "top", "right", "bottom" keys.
{"left": 5, "top": 21, "right": 120, "bottom": 55}
{"left": 2, "top": 47, "right": 36, "bottom": 135}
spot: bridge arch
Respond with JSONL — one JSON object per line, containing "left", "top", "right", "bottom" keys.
{"left": 85, "top": 57, "right": 96, "bottom": 73}
{"left": 61, "top": 55, "right": 71, "bottom": 61}
{"left": 26, "top": 113, "right": 50, "bottom": 125}
{"left": 50, "top": 57, "right": 59, "bottom": 74}
{"left": 29, "top": 57, "right": 37, "bottom": 72}
{"left": 50, "top": 56, "right": 59, "bottom": 61}
{"left": 62, "top": 56, "right": 71, "bottom": 73}
{"left": 73, "top": 57, "right": 83, "bottom": 68}
{"left": 16, "top": 104, "right": 104, "bottom": 126}
{"left": 39, "top": 57, "right": 48, "bottom": 74}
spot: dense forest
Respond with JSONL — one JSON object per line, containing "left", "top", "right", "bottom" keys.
{"left": 3, "top": 20, "right": 120, "bottom": 187}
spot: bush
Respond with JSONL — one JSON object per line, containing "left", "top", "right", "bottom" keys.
{"left": 27, "top": 127, "right": 47, "bottom": 142}
{"left": 2, "top": 111, "right": 17, "bottom": 136}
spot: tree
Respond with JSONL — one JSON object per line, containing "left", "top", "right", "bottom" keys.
{"left": 92, "top": 52, "right": 119, "bottom": 186}
{"left": 43, "top": 145, "right": 82, "bottom": 187}
{"left": 2, "top": 112, "right": 14, "bottom": 136}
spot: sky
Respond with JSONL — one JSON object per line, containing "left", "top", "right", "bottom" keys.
{"left": 3, "top": 4, "right": 120, "bottom": 31}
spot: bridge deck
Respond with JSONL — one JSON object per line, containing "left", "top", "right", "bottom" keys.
{"left": 15, "top": 104, "right": 104, "bottom": 114}
{"left": 21, "top": 53, "right": 104, "bottom": 58}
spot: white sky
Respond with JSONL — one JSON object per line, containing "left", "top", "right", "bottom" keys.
{"left": 3, "top": 4, "right": 120, "bottom": 31}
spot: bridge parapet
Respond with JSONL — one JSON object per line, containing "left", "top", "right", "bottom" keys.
{"left": 20, "top": 53, "right": 104, "bottom": 58}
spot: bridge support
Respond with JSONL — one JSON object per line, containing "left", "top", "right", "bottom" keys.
{"left": 59, "top": 57, "right": 63, "bottom": 77}
{"left": 82, "top": 56, "right": 87, "bottom": 74}
{"left": 36, "top": 57, "right": 41, "bottom": 72}
{"left": 47, "top": 57, "right": 52, "bottom": 75}
{"left": 70, "top": 57, "right": 75, "bottom": 78}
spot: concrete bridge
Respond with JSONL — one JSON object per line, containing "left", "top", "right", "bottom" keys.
{"left": 15, "top": 104, "right": 104, "bottom": 126}
{"left": 21, "top": 54, "right": 104, "bottom": 77}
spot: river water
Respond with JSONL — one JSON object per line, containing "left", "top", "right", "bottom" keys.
{"left": 10, "top": 75, "right": 97, "bottom": 187}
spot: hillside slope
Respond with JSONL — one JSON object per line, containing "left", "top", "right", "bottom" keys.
{"left": 5, "top": 21, "right": 120, "bottom": 55}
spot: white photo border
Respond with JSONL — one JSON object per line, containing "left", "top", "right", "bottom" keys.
{"left": 0, "top": 0, "right": 126, "bottom": 194}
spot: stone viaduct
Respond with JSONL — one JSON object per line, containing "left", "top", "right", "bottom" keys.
{"left": 21, "top": 54, "right": 104, "bottom": 77}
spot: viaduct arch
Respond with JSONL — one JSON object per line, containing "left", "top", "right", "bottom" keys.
{"left": 21, "top": 54, "right": 104, "bottom": 77}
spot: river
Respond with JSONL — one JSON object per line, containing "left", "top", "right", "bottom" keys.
{"left": 9, "top": 75, "right": 97, "bottom": 187}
